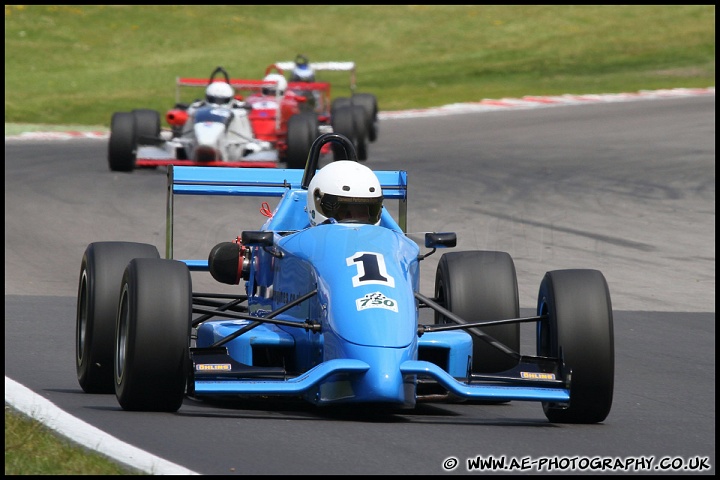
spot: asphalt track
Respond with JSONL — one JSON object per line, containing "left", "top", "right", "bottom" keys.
{"left": 5, "top": 93, "right": 715, "bottom": 474}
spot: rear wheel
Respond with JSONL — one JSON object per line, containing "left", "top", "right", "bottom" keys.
{"left": 76, "top": 242, "right": 159, "bottom": 393}
{"left": 351, "top": 93, "right": 378, "bottom": 142}
{"left": 435, "top": 251, "right": 520, "bottom": 374}
{"left": 286, "top": 113, "right": 318, "bottom": 169}
{"left": 330, "top": 106, "right": 357, "bottom": 161}
{"left": 108, "top": 112, "right": 137, "bottom": 172}
{"left": 351, "top": 105, "right": 368, "bottom": 161}
{"left": 115, "top": 258, "right": 192, "bottom": 412}
{"left": 537, "top": 269, "right": 614, "bottom": 424}
{"left": 331, "top": 97, "right": 351, "bottom": 114}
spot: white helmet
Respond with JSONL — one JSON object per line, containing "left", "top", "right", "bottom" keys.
{"left": 206, "top": 82, "right": 234, "bottom": 105}
{"left": 307, "top": 161, "right": 384, "bottom": 226}
{"left": 262, "top": 73, "right": 287, "bottom": 96}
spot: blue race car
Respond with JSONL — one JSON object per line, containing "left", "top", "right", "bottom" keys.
{"left": 76, "top": 133, "right": 614, "bottom": 424}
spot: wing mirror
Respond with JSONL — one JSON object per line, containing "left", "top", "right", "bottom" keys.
{"left": 425, "top": 232, "right": 456, "bottom": 248}
{"left": 242, "top": 231, "right": 273, "bottom": 246}
{"left": 418, "top": 232, "right": 457, "bottom": 260}
{"left": 241, "top": 231, "right": 283, "bottom": 258}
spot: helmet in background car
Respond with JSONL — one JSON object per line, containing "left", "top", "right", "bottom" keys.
{"left": 291, "top": 64, "right": 315, "bottom": 82}
{"left": 205, "top": 82, "right": 235, "bottom": 105}
{"left": 262, "top": 73, "right": 287, "bottom": 96}
{"left": 306, "top": 161, "right": 384, "bottom": 226}
{"left": 291, "top": 55, "right": 315, "bottom": 82}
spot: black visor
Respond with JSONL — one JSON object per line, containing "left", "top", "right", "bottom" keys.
{"left": 207, "top": 95, "right": 230, "bottom": 104}
{"left": 316, "top": 193, "right": 383, "bottom": 224}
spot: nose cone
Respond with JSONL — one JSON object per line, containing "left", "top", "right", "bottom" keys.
{"left": 318, "top": 343, "right": 417, "bottom": 407}
{"left": 194, "top": 122, "right": 224, "bottom": 148}
{"left": 192, "top": 122, "right": 225, "bottom": 161}
{"left": 357, "top": 363, "right": 415, "bottom": 406}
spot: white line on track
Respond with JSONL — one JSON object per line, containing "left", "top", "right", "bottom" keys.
{"left": 377, "top": 87, "right": 715, "bottom": 119}
{"left": 5, "top": 377, "right": 200, "bottom": 475}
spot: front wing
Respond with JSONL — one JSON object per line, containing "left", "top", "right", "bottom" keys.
{"left": 192, "top": 353, "right": 570, "bottom": 404}
{"left": 135, "top": 144, "right": 279, "bottom": 169}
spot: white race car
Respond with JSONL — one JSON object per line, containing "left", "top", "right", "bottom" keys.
{"left": 108, "top": 66, "right": 276, "bottom": 172}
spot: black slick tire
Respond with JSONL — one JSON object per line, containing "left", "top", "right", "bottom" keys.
{"left": 115, "top": 258, "right": 192, "bottom": 412}
{"left": 537, "top": 269, "right": 614, "bottom": 424}
{"left": 76, "top": 242, "right": 159, "bottom": 393}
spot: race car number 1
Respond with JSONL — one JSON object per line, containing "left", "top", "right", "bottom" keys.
{"left": 346, "top": 252, "right": 395, "bottom": 288}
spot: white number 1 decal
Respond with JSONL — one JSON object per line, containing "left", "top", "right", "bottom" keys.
{"left": 346, "top": 252, "right": 395, "bottom": 288}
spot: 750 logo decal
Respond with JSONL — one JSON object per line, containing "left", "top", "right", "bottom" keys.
{"left": 356, "top": 292, "right": 398, "bottom": 312}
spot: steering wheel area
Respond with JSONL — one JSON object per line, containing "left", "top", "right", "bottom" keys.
{"left": 208, "top": 66, "right": 231, "bottom": 85}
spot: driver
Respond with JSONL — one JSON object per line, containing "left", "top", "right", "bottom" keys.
{"left": 205, "top": 81, "right": 236, "bottom": 105}
{"left": 306, "top": 160, "right": 384, "bottom": 226}
{"left": 184, "top": 81, "right": 266, "bottom": 154}
{"left": 290, "top": 54, "right": 316, "bottom": 82}
{"left": 187, "top": 81, "right": 248, "bottom": 111}
{"left": 289, "top": 54, "right": 318, "bottom": 111}
{"left": 261, "top": 73, "right": 288, "bottom": 97}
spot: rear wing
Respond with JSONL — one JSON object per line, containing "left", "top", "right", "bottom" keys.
{"left": 166, "top": 165, "right": 408, "bottom": 263}
{"left": 274, "top": 61, "right": 357, "bottom": 92}
{"left": 174, "top": 77, "right": 330, "bottom": 104}
{"left": 175, "top": 61, "right": 355, "bottom": 105}
{"left": 173, "top": 75, "right": 332, "bottom": 132}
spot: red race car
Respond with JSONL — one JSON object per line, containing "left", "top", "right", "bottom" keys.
{"left": 273, "top": 56, "right": 379, "bottom": 164}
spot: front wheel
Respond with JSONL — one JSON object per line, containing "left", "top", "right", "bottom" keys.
{"left": 434, "top": 251, "right": 520, "bottom": 373}
{"left": 537, "top": 269, "right": 614, "bottom": 424}
{"left": 131, "top": 108, "right": 161, "bottom": 146}
{"left": 115, "top": 258, "right": 192, "bottom": 412}
{"left": 286, "top": 113, "right": 318, "bottom": 169}
{"left": 76, "top": 242, "right": 159, "bottom": 393}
